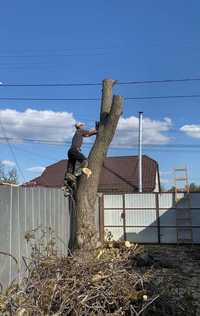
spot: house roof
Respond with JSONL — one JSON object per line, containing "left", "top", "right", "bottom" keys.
{"left": 24, "top": 155, "right": 160, "bottom": 192}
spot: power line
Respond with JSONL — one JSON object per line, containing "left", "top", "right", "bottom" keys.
{"left": 0, "top": 122, "right": 176, "bottom": 130}
{"left": 0, "top": 47, "right": 112, "bottom": 58}
{"left": 1, "top": 77, "right": 200, "bottom": 87}
{"left": 0, "top": 83, "right": 101, "bottom": 87}
{"left": 0, "top": 94, "right": 200, "bottom": 102}
{"left": 1, "top": 136, "right": 200, "bottom": 149}
{"left": 0, "top": 54, "right": 109, "bottom": 67}
{"left": 0, "top": 53, "right": 109, "bottom": 59}
{"left": 0, "top": 97, "right": 99, "bottom": 101}
{"left": 119, "top": 78, "right": 200, "bottom": 85}
{"left": 0, "top": 137, "right": 74, "bottom": 145}
{"left": 125, "top": 94, "right": 200, "bottom": 100}
{"left": 0, "top": 121, "right": 26, "bottom": 182}
{"left": 13, "top": 144, "right": 60, "bottom": 161}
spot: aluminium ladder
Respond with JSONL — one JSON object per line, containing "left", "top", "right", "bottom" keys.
{"left": 174, "top": 166, "right": 193, "bottom": 243}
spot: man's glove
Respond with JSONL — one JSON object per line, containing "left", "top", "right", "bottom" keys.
{"left": 95, "top": 121, "right": 100, "bottom": 130}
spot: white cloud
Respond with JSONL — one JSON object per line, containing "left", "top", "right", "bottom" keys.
{"left": 1, "top": 160, "right": 16, "bottom": 167}
{"left": 0, "top": 109, "right": 172, "bottom": 148}
{"left": 180, "top": 124, "right": 200, "bottom": 138}
{"left": 26, "top": 166, "right": 45, "bottom": 173}
{"left": 0, "top": 108, "right": 76, "bottom": 143}
{"left": 113, "top": 116, "right": 172, "bottom": 147}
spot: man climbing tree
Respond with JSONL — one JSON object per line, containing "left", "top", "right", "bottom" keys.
{"left": 64, "top": 122, "right": 98, "bottom": 195}
{"left": 68, "top": 122, "right": 98, "bottom": 176}
{"left": 73, "top": 79, "right": 124, "bottom": 250}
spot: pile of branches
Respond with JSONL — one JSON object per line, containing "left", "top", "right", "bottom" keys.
{"left": 0, "top": 231, "right": 160, "bottom": 316}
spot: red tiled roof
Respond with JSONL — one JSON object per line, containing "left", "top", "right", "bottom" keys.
{"left": 24, "top": 155, "right": 160, "bottom": 192}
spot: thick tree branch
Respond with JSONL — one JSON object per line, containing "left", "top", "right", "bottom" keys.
{"left": 100, "top": 79, "right": 117, "bottom": 122}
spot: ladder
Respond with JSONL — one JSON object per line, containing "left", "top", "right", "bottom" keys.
{"left": 174, "top": 166, "right": 193, "bottom": 243}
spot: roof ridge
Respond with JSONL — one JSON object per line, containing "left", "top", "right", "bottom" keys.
{"left": 46, "top": 159, "right": 67, "bottom": 169}
{"left": 105, "top": 154, "right": 153, "bottom": 159}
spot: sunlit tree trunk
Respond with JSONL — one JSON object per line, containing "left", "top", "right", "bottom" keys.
{"left": 75, "top": 79, "right": 124, "bottom": 249}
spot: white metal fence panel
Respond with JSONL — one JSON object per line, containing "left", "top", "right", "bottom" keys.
{"left": 104, "top": 194, "right": 123, "bottom": 208}
{"left": 125, "top": 193, "right": 156, "bottom": 208}
{"left": 159, "top": 193, "right": 173, "bottom": 208}
{"left": 125, "top": 205, "right": 158, "bottom": 243}
{"left": 192, "top": 207, "right": 200, "bottom": 243}
{"left": 192, "top": 209, "right": 200, "bottom": 226}
{"left": 126, "top": 209, "right": 156, "bottom": 226}
{"left": 193, "top": 228, "right": 200, "bottom": 243}
{"left": 159, "top": 193, "right": 184, "bottom": 208}
{"left": 190, "top": 193, "right": 200, "bottom": 208}
{"left": 160, "top": 228, "right": 177, "bottom": 243}
{"left": 126, "top": 227, "right": 158, "bottom": 243}
{"left": 104, "top": 209, "right": 123, "bottom": 240}
{"left": 104, "top": 210, "right": 123, "bottom": 226}
{"left": 159, "top": 209, "right": 176, "bottom": 227}
{"left": 103, "top": 193, "right": 200, "bottom": 244}
{"left": 103, "top": 194, "right": 123, "bottom": 240}
{"left": 0, "top": 187, "right": 10, "bottom": 288}
{"left": 0, "top": 186, "right": 69, "bottom": 288}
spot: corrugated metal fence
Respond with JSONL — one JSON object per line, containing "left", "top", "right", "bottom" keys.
{"left": 0, "top": 186, "right": 69, "bottom": 287}
{"left": 1, "top": 188, "right": 200, "bottom": 287}
{"left": 102, "top": 192, "right": 200, "bottom": 244}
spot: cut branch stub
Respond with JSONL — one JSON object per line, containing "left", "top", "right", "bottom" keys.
{"left": 109, "top": 95, "right": 124, "bottom": 119}
{"left": 100, "top": 79, "right": 117, "bottom": 122}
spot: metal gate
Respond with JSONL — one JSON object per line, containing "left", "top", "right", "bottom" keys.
{"left": 101, "top": 192, "right": 200, "bottom": 244}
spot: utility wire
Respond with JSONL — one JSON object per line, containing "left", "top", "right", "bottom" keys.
{"left": 1, "top": 136, "right": 200, "bottom": 149}
{"left": 0, "top": 53, "right": 109, "bottom": 59}
{"left": 0, "top": 94, "right": 200, "bottom": 101}
{"left": 0, "top": 137, "right": 74, "bottom": 145}
{"left": 0, "top": 83, "right": 101, "bottom": 87}
{"left": 1, "top": 77, "right": 200, "bottom": 87}
{"left": 119, "top": 78, "right": 200, "bottom": 85}
{"left": 0, "top": 121, "right": 26, "bottom": 182}
{"left": 0, "top": 123, "right": 198, "bottom": 134}
{"left": 0, "top": 123, "right": 173, "bottom": 130}
{"left": 0, "top": 49, "right": 112, "bottom": 58}
{"left": 13, "top": 144, "right": 60, "bottom": 161}
{"left": 0, "top": 97, "right": 99, "bottom": 101}
{"left": 125, "top": 94, "right": 200, "bottom": 100}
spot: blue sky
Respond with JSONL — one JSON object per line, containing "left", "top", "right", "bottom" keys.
{"left": 0, "top": 1, "right": 200, "bottom": 187}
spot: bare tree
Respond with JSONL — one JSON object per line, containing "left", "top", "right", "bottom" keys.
{"left": 74, "top": 79, "right": 124, "bottom": 249}
{"left": 0, "top": 162, "right": 18, "bottom": 184}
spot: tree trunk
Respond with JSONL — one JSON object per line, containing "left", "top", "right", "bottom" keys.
{"left": 75, "top": 79, "right": 124, "bottom": 250}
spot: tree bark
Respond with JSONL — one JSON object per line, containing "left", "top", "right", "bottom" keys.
{"left": 75, "top": 79, "right": 124, "bottom": 250}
